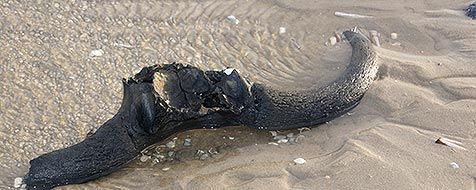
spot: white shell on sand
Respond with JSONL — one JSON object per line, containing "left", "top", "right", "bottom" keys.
{"left": 226, "top": 15, "right": 240, "bottom": 24}
{"left": 449, "top": 162, "right": 459, "bottom": 169}
{"left": 14, "top": 177, "right": 22, "bottom": 188}
{"left": 279, "top": 27, "right": 286, "bottom": 34}
{"left": 334, "top": 11, "right": 373, "bottom": 18}
{"left": 293, "top": 158, "right": 306, "bottom": 165}
{"left": 329, "top": 36, "right": 337, "bottom": 46}
{"left": 391, "top": 33, "right": 398, "bottom": 39}
{"left": 89, "top": 49, "right": 104, "bottom": 57}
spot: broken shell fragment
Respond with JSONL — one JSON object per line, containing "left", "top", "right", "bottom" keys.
{"left": 293, "top": 158, "right": 306, "bottom": 165}
{"left": 334, "top": 11, "right": 373, "bottom": 19}
{"left": 269, "top": 131, "right": 278, "bottom": 137}
{"left": 226, "top": 15, "right": 240, "bottom": 24}
{"left": 298, "top": 127, "right": 311, "bottom": 133}
{"left": 334, "top": 31, "right": 342, "bottom": 42}
{"left": 368, "top": 30, "right": 381, "bottom": 47}
{"left": 449, "top": 162, "right": 459, "bottom": 169}
{"left": 329, "top": 36, "right": 337, "bottom": 46}
{"left": 435, "top": 137, "right": 466, "bottom": 150}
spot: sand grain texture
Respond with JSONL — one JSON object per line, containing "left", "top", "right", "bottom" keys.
{"left": 1, "top": 0, "right": 476, "bottom": 189}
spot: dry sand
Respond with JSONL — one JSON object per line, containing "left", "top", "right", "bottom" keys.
{"left": 1, "top": 0, "right": 476, "bottom": 189}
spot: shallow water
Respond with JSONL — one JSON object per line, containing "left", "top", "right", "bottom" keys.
{"left": 0, "top": 0, "right": 348, "bottom": 188}
{"left": 2, "top": 0, "right": 476, "bottom": 189}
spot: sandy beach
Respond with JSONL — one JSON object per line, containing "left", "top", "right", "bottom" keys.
{"left": 1, "top": 0, "right": 476, "bottom": 189}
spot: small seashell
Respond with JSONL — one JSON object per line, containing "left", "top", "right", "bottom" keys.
{"left": 183, "top": 138, "right": 192, "bottom": 146}
{"left": 298, "top": 127, "right": 311, "bottom": 133}
{"left": 208, "top": 147, "right": 219, "bottom": 154}
{"left": 293, "top": 158, "right": 306, "bottom": 165}
{"left": 279, "top": 27, "right": 286, "bottom": 34}
{"left": 89, "top": 49, "right": 104, "bottom": 57}
{"left": 140, "top": 155, "right": 150, "bottom": 162}
{"left": 449, "top": 162, "right": 459, "bottom": 169}
{"left": 162, "top": 167, "right": 170, "bottom": 171}
{"left": 435, "top": 137, "right": 466, "bottom": 150}
{"left": 329, "top": 36, "right": 337, "bottom": 46}
{"left": 14, "top": 177, "right": 23, "bottom": 188}
{"left": 390, "top": 33, "right": 398, "bottom": 40}
{"left": 226, "top": 15, "right": 240, "bottom": 24}
{"left": 334, "top": 31, "right": 342, "bottom": 42}
{"left": 269, "top": 131, "right": 278, "bottom": 136}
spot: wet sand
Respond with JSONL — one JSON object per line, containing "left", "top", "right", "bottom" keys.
{"left": 1, "top": 0, "right": 476, "bottom": 189}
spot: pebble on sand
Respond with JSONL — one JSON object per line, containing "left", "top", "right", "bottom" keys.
{"left": 390, "top": 33, "right": 398, "bottom": 40}
{"left": 279, "top": 27, "right": 286, "bottom": 34}
{"left": 14, "top": 177, "right": 22, "bottom": 188}
{"left": 166, "top": 140, "right": 176, "bottom": 149}
{"left": 184, "top": 138, "right": 192, "bottom": 146}
{"left": 226, "top": 15, "right": 240, "bottom": 24}
{"left": 293, "top": 158, "right": 306, "bottom": 165}
{"left": 140, "top": 155, "right": 150, "bottom": 162}
{"left": 329, "top": 36, "right": 337, "bottom": 46}
{"left": 89, "top": 49, "right": 104, "bottom": 57}
{"left": 162, "top": 167, "right": 170, "bottom": 171}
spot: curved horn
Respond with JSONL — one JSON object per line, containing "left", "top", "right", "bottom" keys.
{"left": 239, "top": 30, "right": 378, "bottom": 130}
{"left": 24, "top": 30, "right": 378, "bottom": 189}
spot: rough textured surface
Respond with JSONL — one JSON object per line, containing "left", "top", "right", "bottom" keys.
{"left": 2, "top": 0, "right": 476, "bottom": 190}
{"left": 24, "top": 31, "right": 377, "bottom": 189}
{"left": 241, "top": 31, "right": 378, "bottom": 130}
{"left": 466, "top": 2, "right": 476, "bottom": 19}
{"left": 24, "top": 81, "right": 155, "bottom": 189}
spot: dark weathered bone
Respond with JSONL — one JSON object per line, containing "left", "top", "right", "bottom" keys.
{"left": 24, "top": 30, "right": 378, "bottom": 190}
